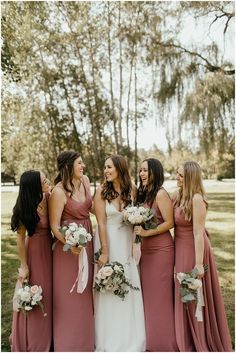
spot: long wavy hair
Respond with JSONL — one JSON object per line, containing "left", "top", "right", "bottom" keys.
{"left": 11, "top": 170, "right": 43, "bottom": 236}
{"left": 54, "top": 150, "right": 81, "bottom": 196}
{"left": 173, "top": 161, "right": 208, "bottom": 221}
{"left": 136, "top": 158, "right": 164, "bottom": 207}
{"left": 101, "top": 154, "right": 132, "bottom": 207}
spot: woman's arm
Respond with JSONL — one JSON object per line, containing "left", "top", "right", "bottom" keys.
{"left": 134, "top": 189, "right": 174, "bottom": 237}
{"left": 83, "top": 174, "right": 95, "bottom": 215}
{"left": 94, "top": 186, "right": 109, "bottom": 266}
{"left": 16, "top": 225, "right": 29, "bottom": 281}
{"left": 193, "top": 193, "right": 206, "bottom": 278}
{"left": 49, "top": 187, "right": 81, "bottom": 255}
{"left": 48, "top": 187, "right": 67, "bottom": 244}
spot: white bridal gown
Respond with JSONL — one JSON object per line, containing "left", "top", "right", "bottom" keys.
{"left": 94, "top": 201, "right": 146, "bottom": 352}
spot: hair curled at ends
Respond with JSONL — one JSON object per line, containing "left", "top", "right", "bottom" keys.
{"left": 11, "top": 170, "right": 43, "bottom": 236}
{"left": 173, "top": 161, "right": 208, "bottom": 222}
{"left": 101, "top": 154, "right": 132, "bottom": 207}
{"left": 54, "top": 150, "right": 81, "bottom": 195}
{"left": 136, "top": 158, "right": 164, "bottom": 207}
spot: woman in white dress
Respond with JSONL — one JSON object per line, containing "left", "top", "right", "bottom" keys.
{"left": 94, "top": 154, "right": 146, "bottom": 352}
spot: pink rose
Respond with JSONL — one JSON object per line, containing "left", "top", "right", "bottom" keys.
{"left": 30, "top": 285, "right": 39, "bottom": 294}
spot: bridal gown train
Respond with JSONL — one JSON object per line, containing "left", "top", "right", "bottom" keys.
{"left": 94, "top": 201, "right": 146, "bottom": 352}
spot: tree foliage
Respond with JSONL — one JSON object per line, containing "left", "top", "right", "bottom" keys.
{"left": 1, "top": 1, "right": 234, "bottom": 182}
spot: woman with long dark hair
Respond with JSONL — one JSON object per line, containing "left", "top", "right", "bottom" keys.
{"left": 94, "top": 154, "right": 146, "bottom": 351}
{"left": 134, "top": 158, "right": 178, "bottom": 351}
{"left": 173, "top": 161, "right": 232, "bottom": 351}
{"left": 10, "top": 170, "right": 52, "bottom": 352}
{"left": 49, "top": 150, "right": 94, "bottom": 352}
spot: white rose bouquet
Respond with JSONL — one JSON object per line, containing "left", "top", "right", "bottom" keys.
{"left": 123, "top": 204, "right": 158, "bottom": 243}
{"left": 94, "top": 261, "right": 139, "bottom": 300}
{"left": 176, "top": 265, "right": 208, "bottom": 321}
{"left": 13, "top": 281, "right": 46, "bottom": 316}
{"left": 60, "top": 222, "right": 92, "bottom": 252}
{"left": 59, "top": 222, "right": 92, "bottom": 294}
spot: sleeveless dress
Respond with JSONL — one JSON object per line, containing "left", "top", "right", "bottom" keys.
{"left": 174, "top": 206, "right": 232, "bottom": 351}
{"left": 10, "top": 194, "right": 53, "bottom": 352}
{"left": 94, "top": 200, "right": 146, "bottom": 352}
{"left": 52, "top": 183, "right": 95, "bottom": 352}
{"left": 140, "top": 198, "right": 178, "bottom": 352}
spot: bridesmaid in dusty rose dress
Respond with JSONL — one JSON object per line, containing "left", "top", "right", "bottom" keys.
{"left": 173, "top": 161, "right": 232, "bottom": 351}
{"left": 49, "top": 150, "right": 94, "bottom": 352}
{"left": 134, "top": 158, "right": 178, "bottom": 352}
{"left": 10, "top": 170, "right": 52, "bottom": 352}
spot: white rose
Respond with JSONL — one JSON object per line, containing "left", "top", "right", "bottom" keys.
{"left": 176, "top": 272, "right": 187, "bottom": 283}
{"left": 65, "top": 229, "right": 71, "bottom": 237}
{"left": 188, "top": 279, "right": 202, "bottom": 290}
{"left": 87, "top": 234, "right": 92, "bottom": 241}
{"left": 24, "top": 306, "right": 33, "bottom": 311}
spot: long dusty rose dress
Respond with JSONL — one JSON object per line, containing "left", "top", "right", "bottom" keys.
{"left": 174, "top": 206, "right": 232, "bottom": 351}
{"left": 52, "top": 183, "right": 95, "bottom": 352}
{"left": 10, "top": 194, "right": 53, "bottom": 352}
{"left": 140, "top": 194, "right": 178, "bottom": 352}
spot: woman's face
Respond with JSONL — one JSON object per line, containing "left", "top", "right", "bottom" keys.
{"left": 139, "top": 161, "right": 149, "bottom": 186}
{"left": 104, "top": 158, "right": 118, "bottom": 182}
{"left": 176, "top": 166, "right": 184, "bottom": 188}
{"left": 73, "top": 157, "right": 85, "bottom": 180}
{"left": 40, "top": 172, "right": 50, "bottom": 193}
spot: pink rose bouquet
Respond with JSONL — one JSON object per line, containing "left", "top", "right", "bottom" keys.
{"left": 13, "top": 281, "right": 46, "bottom": 316}
{"left": 94, "top": 261, "right": 139, "bottom": 300}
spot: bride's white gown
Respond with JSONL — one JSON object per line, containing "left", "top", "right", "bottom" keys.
{"left": 94, "top": 201, "right": 146, "bottom": 352}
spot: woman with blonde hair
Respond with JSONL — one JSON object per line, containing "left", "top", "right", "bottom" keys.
{"left": 173, "top": 161, "right": 232, "bottom": 351}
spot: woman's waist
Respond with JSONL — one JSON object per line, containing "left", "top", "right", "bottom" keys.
{"left": 141, "top": 232, "right": 174, "bottom": 249}
{"left": 61, "top": 216, "right": 91, "bottom": 224}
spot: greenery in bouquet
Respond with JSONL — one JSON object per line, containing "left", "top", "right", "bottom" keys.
{"left": 176, "top": 265, "right": 208, "bottom": 303}
{"left": 94, "top": 260, "right": 139, "bottom": 300}
{"left": 59, "top": 222, "right": 92, "bottom": 252}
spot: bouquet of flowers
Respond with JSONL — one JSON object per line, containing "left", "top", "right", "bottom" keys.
{"left": 94, "top": 261, "right": 139, "bottom": 300}
{"left": 60, "top": 222, "right": 92, "bottom": 252}
{"left": 13, "top": 281, "right": 46, "bottom": 316}
{"left": 123, "top": 204, "right": 158, "bottom": 243}
{"left": 59, "top": 222, "right": 92, "bottom": 293}
{"left": 176, "top": 265, "right": 208, "bottom": 321}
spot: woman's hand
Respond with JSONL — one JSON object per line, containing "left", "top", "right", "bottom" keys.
{"left": 194, "top": 264, "right": 205, "bottom": 278}
{"left": 18, "top": 265, "right": 29, "bottom": 282}
{"left": 134, "top": 225, "right": 148, "bottom": 237}
{"left": 70, "top": 246, "right": 82, "bottom": 255}
{"left": 98, "top": 252, "right": 108, "bottom": 268}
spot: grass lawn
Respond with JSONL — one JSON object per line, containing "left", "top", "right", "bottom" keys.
{"left": 1, "top": 180, "right": 235, "bottom": 351}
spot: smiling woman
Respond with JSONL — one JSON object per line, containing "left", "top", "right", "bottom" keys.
{"left": 48, "top": 150, "right": 95, "bottom": 352}
{"left": 93, "top": 154, "right": 146, "bottom": 351}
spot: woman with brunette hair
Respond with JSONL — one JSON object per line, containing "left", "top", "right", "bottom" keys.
{"left": 49, "top": 150, "right": 94, "bottom": 352}
{"left": 94, "top": 154, "right": 146, "bottom": 351}
{"left": 10, "top": 170, "right": 52, "bottom": 352}
{"left": 173, "top": 161, "right": 232, "bottom": 351}
{"left": 134, "top": 158, "right": 178, "bottom": 351}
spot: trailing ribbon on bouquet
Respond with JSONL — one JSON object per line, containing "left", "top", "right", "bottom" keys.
{"left": 70, "top": 247, "right": 89, "bottom": 294}
{"left": 132, "top": 242, "right": 141, "bottom": 265}
{"left": 195, "top": 285, "right": 205, "bottom": 322}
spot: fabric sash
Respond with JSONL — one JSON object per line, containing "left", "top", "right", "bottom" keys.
{"left": 70, "top": 247, "right": 88, "bottom": 294}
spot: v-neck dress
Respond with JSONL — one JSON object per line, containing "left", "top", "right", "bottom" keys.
{"left": 94, "top": 200, "right": 146, "bottom": 352}
{"left": 52, "top": 183, "right": 95, "bottom": 352}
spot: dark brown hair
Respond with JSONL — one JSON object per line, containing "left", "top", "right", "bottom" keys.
{"left": 101, "top": 154, "right": 132, "bottom": 207}
{"left": 11, "top": 170, "right": 43, "bottom": 236}
{"left": 136, "top": 158, "right": 164, "bottom": 207}
{"left": 54, "top": 150, "right": 81, "bottom": 195}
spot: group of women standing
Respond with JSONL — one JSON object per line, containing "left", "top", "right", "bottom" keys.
{"left": 9, "top": 150, "right": 232, "bottom": 352}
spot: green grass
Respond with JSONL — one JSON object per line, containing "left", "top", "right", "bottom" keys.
{"left": 1, "top": 182, "right": 235, "bottom": 350}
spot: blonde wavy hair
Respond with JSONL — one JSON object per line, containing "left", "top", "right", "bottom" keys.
{"left": 173, "top": 161, "right": 208, "bottom": 222}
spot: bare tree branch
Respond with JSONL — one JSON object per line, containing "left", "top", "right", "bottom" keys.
{"left": 154, "top": 40, "right": 235, "bottom": 75}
